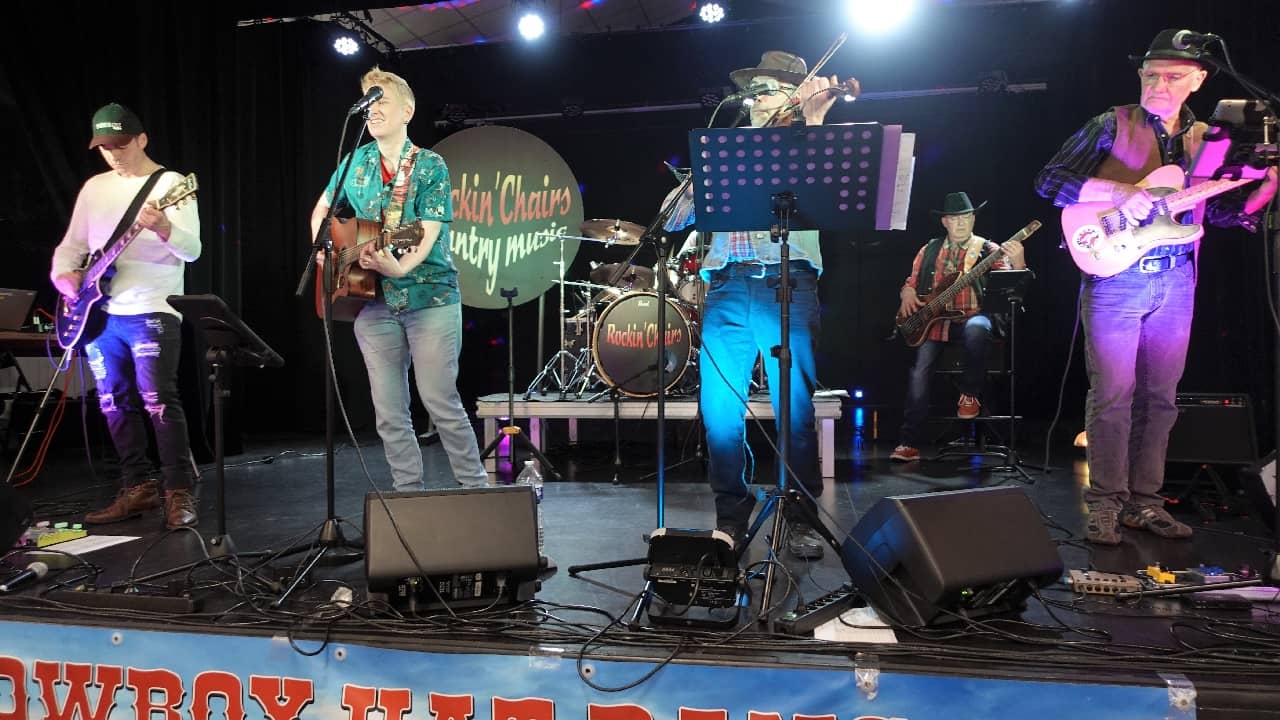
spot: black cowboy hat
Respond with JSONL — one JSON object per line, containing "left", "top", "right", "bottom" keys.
{"left": 729, "top": 50, "right": 808, "bottom": 90}
{"left": 931, "top": 192, "right": 986, "bottom": 216}
{"left": 1128, "top": 28, "right": 1209, "bottom": 66}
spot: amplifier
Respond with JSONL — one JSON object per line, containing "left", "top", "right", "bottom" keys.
{"left": 1167, "top": 393, "right": 1257, "bottom": 465}
{"left": 645, "top": 528, "right": 740, "bottom": 608}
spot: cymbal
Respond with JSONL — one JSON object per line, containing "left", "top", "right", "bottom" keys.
{"left": 580, "top": 219, "right": 646, "bottom": 246}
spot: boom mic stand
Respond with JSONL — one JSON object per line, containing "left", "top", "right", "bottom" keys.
{"left": 283, "top": 109, "right": 368, "bottom": 598}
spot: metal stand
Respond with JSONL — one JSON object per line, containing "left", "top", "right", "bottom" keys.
{"left": 4, "top": 346, "right": 74, "bottom": 484}
{"left": 479, "top": 288, "right": 558, "bottom": 479}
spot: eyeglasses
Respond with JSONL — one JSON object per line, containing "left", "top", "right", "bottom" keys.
{"left": 1139, "top": 70, "right": 1196, "bottom": 86}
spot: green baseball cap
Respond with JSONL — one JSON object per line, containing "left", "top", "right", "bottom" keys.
{"left": 88, "top": 103, "right": 144, "bottom": 149}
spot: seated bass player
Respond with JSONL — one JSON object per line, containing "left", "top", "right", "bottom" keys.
{"left": 890, "top": 192, "right": 1026, "bottom": 463}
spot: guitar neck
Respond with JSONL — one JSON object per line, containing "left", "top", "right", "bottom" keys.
{"left": 1164, "top": 176, "right": 1255, "bottom": 215}
{"left": 926, "top": 246, "right": 1004, "bottom": 310}
{"left": 84, "top": 222, "right": 144, "bottom": 281}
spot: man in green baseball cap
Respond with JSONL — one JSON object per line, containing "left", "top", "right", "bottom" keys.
{"left": 87, "top": 102, "right": 145, "bottom": 149}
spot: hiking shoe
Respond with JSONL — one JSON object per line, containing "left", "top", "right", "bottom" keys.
{"left": 890, "top": 445, "right": 920, "bottom": 462}
{"left": 1086, "top": 505, "right": 1121, "bottom": 545}
{"left": 957, "top": 394, "right": 981, "bottom": 420}
{"left": 1121, "top": 505, "right": 1192, "bottom": 539}
{"left": 85, "top": 480, "right": 161, "bottom": 524}
{"left": 786, "top": 522, "right": 824, "bottom": 560}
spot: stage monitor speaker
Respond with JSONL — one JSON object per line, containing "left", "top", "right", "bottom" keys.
{"left": 2, "top": 483, "right": 33, "bottom": 550}
{"left": 840, "top": 486, "right": 1063, "bottom": 626}
{"left": 364, "top": 486, "right": 540, "bottom": 609}
{"left": 1166, "top": 393, "right": 1257, "bottom": 465}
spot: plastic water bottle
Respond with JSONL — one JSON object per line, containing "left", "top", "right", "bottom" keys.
{"left": 516, "top": 459, "right": 545, "bottom": 556}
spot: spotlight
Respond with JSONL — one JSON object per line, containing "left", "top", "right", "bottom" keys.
{"left": 518, "top": 11, "right": 546, "bottom": 40}
{"left": 333, "top": 35, "right": 360, "bottom": 56}
{"left": 699, "top": 2, "right": 726, "bottom": 23}
{"left": 853, "top": 389, "right": 864, "bottom": 400}
{"left": 846, "top": 0, "right": 917, "bottom": 35}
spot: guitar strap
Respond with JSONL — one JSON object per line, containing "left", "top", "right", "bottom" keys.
{"left": 100, "top": 168, "right": 166, "bottom": 258}
{"left": 382, "top": 146, "right": 421, "bottom": 230}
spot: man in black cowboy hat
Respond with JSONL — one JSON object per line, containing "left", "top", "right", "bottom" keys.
{"left": 889, "top": 192, "right": 1025, "bottom": 463}
{"left": 695, "top": 50, "right": 846, "bottom": 559}
{"left": 1035, "top": 29, "right": 1277, "bottom": 545}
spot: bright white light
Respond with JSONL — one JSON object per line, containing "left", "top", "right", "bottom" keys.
{"left": 846, "top": 0, "right": 917, "bottom": 34}
{"left": 699, "top": 2, "right": 726, "bottom": 23}
{"left": 518, "top": 12, "right": 546, "bottom": 40}
{"left": 333, "top": 36, "right": 360, "bottom": 56}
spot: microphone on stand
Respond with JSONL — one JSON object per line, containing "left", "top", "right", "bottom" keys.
{"left": 1171, "top": 29, "right": 1220, "bottom": 52}
{"left": 724, "top": 81, "right": 776, "bottom": 105}
{"left": 348, "top": 85, "right": 384, "bottom": 115}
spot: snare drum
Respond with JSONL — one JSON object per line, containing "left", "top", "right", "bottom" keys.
{"left": 592, "top": 292, "right": 693, "bottom": 397}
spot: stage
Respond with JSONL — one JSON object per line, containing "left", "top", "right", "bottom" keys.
{"left": 3, "top": 423, "right": 1280, "bottom": 720}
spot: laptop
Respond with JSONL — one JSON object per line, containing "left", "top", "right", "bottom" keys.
{"left": 0, "top": 289, "right": 37, "bottom": 331}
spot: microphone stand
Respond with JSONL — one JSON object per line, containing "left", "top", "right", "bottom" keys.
{"left": 281, "top": 109, "right": 367, "bottom": 601}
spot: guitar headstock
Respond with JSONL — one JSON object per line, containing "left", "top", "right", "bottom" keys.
{"left": 156, "top": 173, "right": 198, "bottom": 211}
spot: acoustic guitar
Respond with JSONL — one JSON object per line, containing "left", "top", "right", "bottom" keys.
{"left": 315, "top": 217, "right": 425, "bottom": 321}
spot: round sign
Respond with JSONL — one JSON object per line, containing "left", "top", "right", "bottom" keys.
{"left": 433, "top": 126, "right": 585, "bottom": 309}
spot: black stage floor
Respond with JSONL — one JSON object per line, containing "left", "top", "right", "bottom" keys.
{"left": 4, "top": 416, "right": 1280, "bottom": 718}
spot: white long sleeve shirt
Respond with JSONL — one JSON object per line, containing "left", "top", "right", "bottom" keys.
{"left": 51, "top": 169, "right": 200, "bottom": 317}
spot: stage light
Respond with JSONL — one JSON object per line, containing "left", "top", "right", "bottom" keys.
{"left": 699, "top": 2, "right": 726, "bottom": 23}
{"left": 333, "top": 35, "right": 360, "bottom": 56}
{"left": 518, "top": 11, "right": 546, "bottom": 40}
{"left": 846, "top": 0, "right": 917, "bottom": 34}
{"left": 854, "top": 388, "right": 864, "bottom": 399}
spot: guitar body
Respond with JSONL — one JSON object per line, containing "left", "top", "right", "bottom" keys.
{"left": 315, "top": 217, "right": 381, "bottom": 322}
{"left": 895, "top": 271, "right": 967, "bottom": 347}
{"left": 55, "top": 267, "right": 110, "bottom": 350}
{"left": 1062, "top": 164, "right": 1205, "bottom": 278}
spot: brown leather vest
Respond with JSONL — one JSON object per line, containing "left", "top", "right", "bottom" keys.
{"left": 1095, "top": 104, "right": 1208, "bottom": 225}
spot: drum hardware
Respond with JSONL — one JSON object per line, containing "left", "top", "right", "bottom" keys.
{"left": 579, "top": 218, "right": 646, "bottom": 246}
{"left": 525, "top": 233, "right": 596, "bottom": 399}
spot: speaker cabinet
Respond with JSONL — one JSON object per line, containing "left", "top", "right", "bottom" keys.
{"left": 840, "top": 486, "right": 1063, "bottom": 626}
{"left": 1166, "top": 393, "right": 1257, "bottom": 465}
{"left": 364, "top": 486, "right": 540, "bottom": 609}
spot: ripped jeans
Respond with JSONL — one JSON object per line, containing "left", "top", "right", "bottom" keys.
{"left": 85, "top": 312, "right": 193, "bottom": 491}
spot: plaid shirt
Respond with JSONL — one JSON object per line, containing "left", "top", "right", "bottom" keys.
{"left": 903, "top": 236, "right": 1008, "bottom": 342}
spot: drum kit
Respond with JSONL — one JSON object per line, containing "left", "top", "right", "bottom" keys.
{"left": 526, "top": 219, "right": 705, "bottom": 399}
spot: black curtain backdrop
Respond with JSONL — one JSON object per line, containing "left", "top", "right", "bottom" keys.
{"left": 2, "top": 0, "right": 1277, "bottom": 452}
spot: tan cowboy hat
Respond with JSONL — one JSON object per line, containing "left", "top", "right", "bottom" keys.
{"left": 729, "top": 50, "right": 809, "bottom": 90}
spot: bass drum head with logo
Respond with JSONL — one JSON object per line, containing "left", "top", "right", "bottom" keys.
{"left": 592, "top": 292, "right": 692, "bottom": 397}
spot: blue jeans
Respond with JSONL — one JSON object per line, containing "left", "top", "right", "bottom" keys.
{"left": 85, "top": 313, "right": 193, "bottom": 491}
{"left": 699, "top": 261, "right": 820, "bottom": 531}
{"left": 354, "top": 301, "right": 487, "bottom": 490}
{"left": 899, "top": 315, "right": 993, "bottom": 447}
{"left": 1081, "top": 260, "right": 1195, "bottom": 510}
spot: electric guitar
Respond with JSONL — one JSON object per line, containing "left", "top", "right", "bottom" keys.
{"left": 55, "top": 173, "right": 198, "bottom": 350}
{"left": 1061, "top": 164, "right": 1259, "bottom": 277}
{"left": 315, "top": 217, "right": 425, "bottom": 322}
{"left": 895, "top": 221, "right": 1041, "bottom": 348}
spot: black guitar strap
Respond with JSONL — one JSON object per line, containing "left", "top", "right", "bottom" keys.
{"left": 100, "top": 168, "right": 166, "bottom": 258}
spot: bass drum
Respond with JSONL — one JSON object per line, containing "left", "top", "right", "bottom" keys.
{"left": 592, "top": 292, "right": 693, "bottom": 398}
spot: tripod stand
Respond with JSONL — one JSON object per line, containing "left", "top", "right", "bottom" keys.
{"left": 479, "top": 288, "right": 558, "bottom": 479}
{"left": 166, "top": 295, "right": 283, "bottom": 556}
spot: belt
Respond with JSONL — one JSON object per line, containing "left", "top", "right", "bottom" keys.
{"left": 1128, "top": 250, "right": 1193, "bottom": 274}
{"left": 711, "top": 260, "right": 813, "bottom": 280}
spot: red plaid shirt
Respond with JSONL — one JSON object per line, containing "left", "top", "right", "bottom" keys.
{"left": 903, "top": 236, "right": 1009, "bottom": 342}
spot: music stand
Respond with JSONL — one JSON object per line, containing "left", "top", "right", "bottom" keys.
{"left": 688, "top": 123, "right": 888, "bottom": 623}
{"left": 931, "top": 269, "right": 1037, "bottom": 482}
{"left": 166, "top": 294, "right": 283, "bottom": 556}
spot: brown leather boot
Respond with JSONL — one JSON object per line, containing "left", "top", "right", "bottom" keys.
{"left": 164, "top": 489, "right": 199, "bottom": 529}
{"left": 85, "top": 480, "right": 161, "bottom": 524}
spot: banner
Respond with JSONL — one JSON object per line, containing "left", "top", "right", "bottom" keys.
{"left": 434, "top": 126, "right": 585, "bottom": 309}
{"left": 0, "top": 619, "right": 1182, "bottom": 720}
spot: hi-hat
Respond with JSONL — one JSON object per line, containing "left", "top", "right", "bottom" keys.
{"left": 580, "top": 219, "right": 646, "bottom": 246}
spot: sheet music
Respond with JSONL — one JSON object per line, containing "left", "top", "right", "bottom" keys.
{"left": 890, "top": 133, "right": 916, "bottom": 231}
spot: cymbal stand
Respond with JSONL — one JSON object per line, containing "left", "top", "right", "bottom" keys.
{"left": 525, "top": 234, "right": 580, "bottom": 399}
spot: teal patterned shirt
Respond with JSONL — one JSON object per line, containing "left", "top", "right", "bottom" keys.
{"left": 324, "top": 138, "right": 459, "bottom": 313}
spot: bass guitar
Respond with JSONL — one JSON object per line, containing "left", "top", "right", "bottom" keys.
{"left": 55, "top": 173, "right": 199, "bottom": 350}
{"left": 895, "top": 221, "right": 1041, "bottom": 348}
{"left": 315, "top": 217, "right": 425, "bottom": 321}
{"left": 1061, "top": 164, "right": 1259, "bottom": 277}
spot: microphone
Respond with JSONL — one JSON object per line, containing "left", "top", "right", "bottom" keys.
{"left": 0, "top": 561, "right": 49, "bottom": 593}
{"left": 724, "top": 82, "right": 775, "bottom": 105}
{"left": 1171, "top": 29, "right": 1219, "bottom": 52}
{"left": 348, "top": 85, "right": 384, "bottom": 115}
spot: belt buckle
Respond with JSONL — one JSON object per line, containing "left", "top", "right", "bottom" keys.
{"left": 1138, "top": 255, "right": 1173, "bottom": 273}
